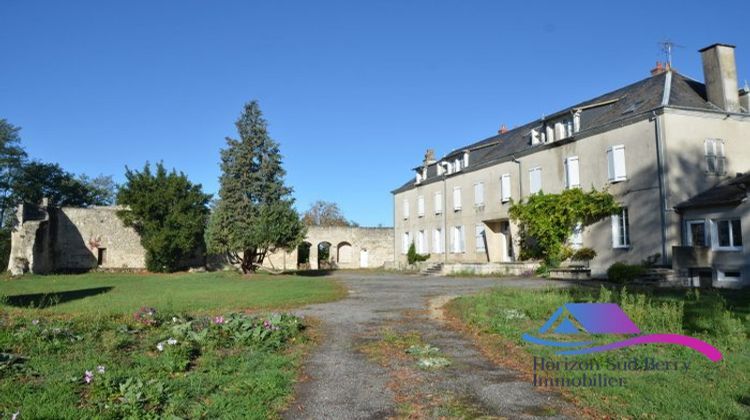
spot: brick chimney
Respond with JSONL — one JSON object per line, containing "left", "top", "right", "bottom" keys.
{"left": 498, "top": 124, "right": 509, "bottom": 134}
{"left": 650, "top": 61, "right": 666, "bottom": 76}
{"left": 699, "top": 43, "right": 741, "bottom": 112}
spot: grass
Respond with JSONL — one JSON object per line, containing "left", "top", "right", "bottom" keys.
{"left": 448, "top": 286, "right": 750, "bottom": 419}
{"left": 0, "top": 271, "right": 345, "bottom": 419}
{"left": 0, "top": 271, "right": 346, "bottom": 315}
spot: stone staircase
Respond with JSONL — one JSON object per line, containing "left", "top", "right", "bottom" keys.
{"left": 634, "top": 267, "right": 678, "bottom": 286}
{"left": 419, "top": 263, "right": 444, "bottom": 276}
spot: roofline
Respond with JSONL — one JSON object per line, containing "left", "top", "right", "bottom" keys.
{"left": 698, "top": 43, "right": 736, "bottom": 52}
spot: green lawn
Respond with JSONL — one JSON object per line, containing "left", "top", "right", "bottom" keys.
{"left": 0, "top": 271, "right": 345, "bottom": 419}
{"left": 449, "top": 286, "right": 750, "bottom": 419}
{"left": 0, "top": 271, "right": 346, "bottom": 315}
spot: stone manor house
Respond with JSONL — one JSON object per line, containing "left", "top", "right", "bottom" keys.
{"left": 392, "top": 43, "right": 750, "bottom": 288}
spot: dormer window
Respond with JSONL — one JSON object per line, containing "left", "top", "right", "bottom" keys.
{"left": 437, "top": 164, "right": 444, "bottom": 176}
{"left": 573, "top": 110, "right": 581, "bottom": 133}
{"left": 463, "top": 151, "right": 470, "bottom": 168}
{"left": 454, "top": 159, "right": 462, "bottom": 172}
{"left": 415, "top": 172, "right": 422, "bottom": 184}
{"left": 530, "top": 128, "right": 540, "bottom": 145}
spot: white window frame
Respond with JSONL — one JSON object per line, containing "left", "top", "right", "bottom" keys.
{"left": 417, "top": 195, "right": 425, "bottom": 217}
{"left": 564, "top": 156, "right": 580, "bottom": 189}
{"left": 451, "top": 225, "right": 465, "bottom": 253}
{"left": 611, "top": 208, "right": 630, "bottom": 248}
{"left": 570, "top": 222, "right": 583, "bottom": 249}
{"left": 417, "top": 230, "right": 426, "bottom": 254}
{"left": 402, "top": 199, "right": 409, "bottom": 220}
{"left": 717, "top": 268, "right": 742, "bottom": 282}
{"left": 434, "top": 192, "right": 442, "bottom": 214}
{"left": 685, "top": 219, "right": 709, "bottom": 247}
{"left": 432, "top": 228, "right": 443, "bottom": 254}
{"left": 711, "top": 218, "right": 743, "bottom": 251}
{"left": 704, "top": 138, "right": 726, "bottom": 175}
{"left": 529, "top": 167, "right": 542, "bottom": 195}
{"left": 474, "top": 182, "right": 484, "bottom": 207}
{"left": 453, "top": 187, "right": 462, "bottom": 211}
{"left": 607, "top": 145, "right": 627, "bottom": 183}
{"left": 475, "top": 224, "right": 486, "bottom": 251}
{"left": 402, "top": 232, "right": 410, "bottom": 254}
{"left": 500, "top": 173, "right": 512, "bottom": 203}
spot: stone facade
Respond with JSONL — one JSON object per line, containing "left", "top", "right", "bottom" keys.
{"left": 8, "top": 202, "right": 394, "bottom": 274}
{"left": 8, "top": 203, "right": 145, "bottom": 274}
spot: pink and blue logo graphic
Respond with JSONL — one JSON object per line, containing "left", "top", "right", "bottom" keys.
{"left": 522, "top": 303, "right": 722, "bottom": 362}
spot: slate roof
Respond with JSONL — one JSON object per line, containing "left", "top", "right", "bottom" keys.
{"left": 675, "top": 173, "right": 750, "bottom": 210}
{"left": 393, "top": 71, "right": 722, "bottom": 194}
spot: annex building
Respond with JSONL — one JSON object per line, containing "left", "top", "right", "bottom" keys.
{"left": 392, "top": 43, "right": 750, "bottom": 287}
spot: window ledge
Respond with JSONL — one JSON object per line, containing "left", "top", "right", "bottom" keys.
{"left": 613, "top": 245, "right": 631, "bottom": 249}
{"left": 713, "top": 247, "right": 743, "bottom": 252}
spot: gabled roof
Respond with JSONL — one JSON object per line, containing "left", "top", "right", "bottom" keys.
{"left": 675, "top": 172, "right": 750, "bottom": 210}
{"left": 393, "top": 71, "right": 721, "bottom": 194}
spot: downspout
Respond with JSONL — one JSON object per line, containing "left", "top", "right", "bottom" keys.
{"left": 512, "top": 155, "right": 523, "bottom": 197}
{"left": 392, "top": 192, "right": 397, "bottom": 268}
{"left": 653, "top": 110, "right": 669, "bottom": 265}
{"left": 442, "top": 170, "right": 448, "bottom": 263}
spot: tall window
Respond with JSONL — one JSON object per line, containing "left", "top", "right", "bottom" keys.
{"left": 417, "top": 230, "right": 426, "bottom": 253}
{"left": 451, "top": 225, "right": 465, "bottom": 253}
{"left": 453, "top": 187, "right": 462, "bottom": 211}
{"left": 611, "top": 208, "right": 630, "bottom": 248}
{"left": 705, "top": 139, "right": 726, "bottom": 175}
{"left": 713, "top": 219, "right": 742, "bottom": 250}
{"left": 432, "top": 228, "right": 443, "bottom": 253}
{"left": 607, "top": 145, "right": 627, "bottom": 182}
{"left": 434, "top": 192, "right": 442, "bottom": 214}
{"left": 500, "top": 173, "right": 511, "bottom": 202}
{"left": 474, "top": 182, "right": 484, "bottom": 207}
{"left": 564, "top": 156, "right": 580, "bottom": 189}
{"left": 529, "top": 167, "right": 542, "bottom": 194}
{"left": 402, "top": 232, "right": 410, "bottom": 254}
{"left": 417, "top": 195, "right": 425, "bottom": 217}
{"left": 475, "top": 224, "right": 486, "bottom": 251}
{"left": 685, "top": 220, "right": 708, "bottom": 247}
{"left": 402, "top": 199, "right": 409, "bottom": 220}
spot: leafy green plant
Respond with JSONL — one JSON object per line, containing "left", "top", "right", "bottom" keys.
{"left": 606, "top": 262, "right": 645, "bottom": 284}
{"left": 509, "top": 188, "right": 620, "bottom": 265}
{"left": 407, "top": 242, "right": 430, "bottom": 265}
{"left": 571, "top": 247, "right": 597, "bottom": 262}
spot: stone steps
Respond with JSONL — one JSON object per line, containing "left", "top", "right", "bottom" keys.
{"left": 419, "top": 263, "right": 444, "bottom": 276}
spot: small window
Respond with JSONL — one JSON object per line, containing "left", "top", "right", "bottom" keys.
{"left": 685, "top": 220, "right": 708, "bottom": 247}
{"left": 718, "top": 269, "right": 742, "bottom": 282}
{"left": 611, "top": 208, "right": 630, "bottom": 248}
{"left": 704, "top": 139, "right": 726, "bottom": 175}
{"left": 500, "top": 173, "right": 512, "bottom": 202}
{"left": 529, "top": 167, "right": 542, "bottom": 195}
{"left": 402, "top": 199, "right": 409, "bottom": 220}
{"left": 607, "top": 145, "right": 627, "bottom": 182}
{"left": 474, "top": 182, "right": 484, "bottom": 207}
{"left": 434, "top": 192, "right": 442, "bottom": 214}
{"left": 417, "top": 195, "right": 424, "bottom": 217}
{"left": 713, "top": 219, "right": 742, "bottom": 250}
{"left": 475, "top": 224, "right": 486, "bottom": 251}
{"left": 453, "top": 187, "right": 462, "bottom": 211}
{"left": 565, "top": 156, "right": 580, "bottom": 189}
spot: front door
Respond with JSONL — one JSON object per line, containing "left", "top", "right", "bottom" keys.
{"left": 360, "top": 249, "right": 369, "bottom": 268}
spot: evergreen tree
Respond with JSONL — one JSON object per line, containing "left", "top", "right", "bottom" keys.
{"left": 0, "top": 119, "right": 27, "bottom": 226}
{"left": 117, "top": 162, "right": 211, "bottom": 272}
{"left": 206, "top": 101, "right": 305, "bottom": 273}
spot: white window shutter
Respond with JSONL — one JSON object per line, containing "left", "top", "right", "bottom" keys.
{"left": 453, "top": 187, "right": 462, "bottom": 210}
{"left": 403, "top": 199, "right": 409, "bottom": 219}
{"left": 474, "top": 183, "right": 484, "bottom": 205}
{"left": 529, "top": 168, "right": 542, "bottom": 194}
{"left": 611, "top": 215, "right": 619, "bottom": 247}
{"left": 614, "top": 146, "right": 626, "bottom": 180}
{"left": 434, "top": 192, "right": 442, "bottom": 214}
{"left": 566, "top": 156, "right": 580, "bottom": 188}
{"left": 417, "top": 196, "right": 424, "bottom": 216}
{"left": 501, "top": 174, "right": 511, "bottom": 202}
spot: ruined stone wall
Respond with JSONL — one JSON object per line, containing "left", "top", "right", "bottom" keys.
{"left": 53, "top": 207, "right": 146, "bottom": 271}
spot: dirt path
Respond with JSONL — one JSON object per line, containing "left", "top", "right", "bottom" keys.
{"left": 284, "top": 273, "right": 575, "bottom": 419}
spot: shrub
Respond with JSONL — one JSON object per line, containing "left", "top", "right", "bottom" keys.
{"left": 571, "top": 247, "right": 597, "bottom": 262}
{"left": 407, "top": 242, "right": 430, "bottom": 265}
{"left": 606, "top": 262, "right": 645, "bottom": 284}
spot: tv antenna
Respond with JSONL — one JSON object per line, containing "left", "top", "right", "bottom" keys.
{"left": 658, "top": 40, "right": 684, "bottom": 68}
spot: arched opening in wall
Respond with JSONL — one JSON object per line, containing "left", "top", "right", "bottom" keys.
{"left": 297, "top": 242, "right": 311, "bottom": 269}
{"left": 317, "top": 241, "right": 332, "bottom": 269}
{"left": 337, "top": 242, "right": 352, "bottom": 264}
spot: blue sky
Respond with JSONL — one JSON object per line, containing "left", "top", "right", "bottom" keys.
{"left": 1, "top": 1, "right": 748, "bottom": 226}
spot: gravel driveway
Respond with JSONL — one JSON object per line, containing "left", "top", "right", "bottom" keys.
{"left": 283, "top": 273, "right": 576, "bottom": 419}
